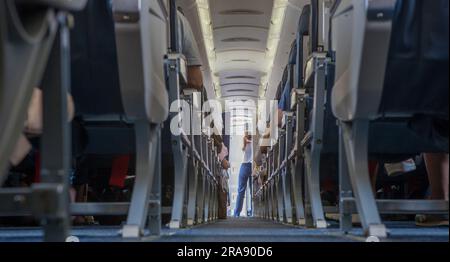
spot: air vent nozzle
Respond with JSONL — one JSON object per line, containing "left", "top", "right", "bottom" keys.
{"left": 226, "top": 76, "right": 257, "bottom": 80}
{"left": 220, "top": 9, "right": 263, "bottom": 15}
{"left": 231, "top": 59, "right": 251, "bottom": 62}
{"left": 222, "top": 37, "right": 260, "bottom": 43}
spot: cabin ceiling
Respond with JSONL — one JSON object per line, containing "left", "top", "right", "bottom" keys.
{"left": 180, "top": 0, "right": 308, "bottom": 102}
{"left": 210, "top": 0, "right": 273, "bottom": 99}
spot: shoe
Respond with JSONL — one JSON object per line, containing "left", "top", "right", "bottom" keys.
{"left": 73, "top": 216, "right": 98, "bottom": 226}
{"left": 384, "top": 159, "right": 416, "bottom": 177}
{"left": 415, "top": 214, "right": 449, "bottom": 227}
{"left": 325, "top": 213, "right": 361, "bottom": 225}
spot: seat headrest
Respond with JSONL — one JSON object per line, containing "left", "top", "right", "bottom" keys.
{"left": 288, "top": 40, "right": 297, "bottom": 65}
{"left": 16, "top": 0, "right": 88, "bottom": 11}
{"left": 281, "top": 66, "right": 289, "bottom": 86}
{"left": 275, "top": 82, "right": 283, "bottom": 101}
{"left": 298, "top": 4, "right": 311, "bottom": 36}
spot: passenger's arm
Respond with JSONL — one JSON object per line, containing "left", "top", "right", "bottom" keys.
{"left": 24, "top": 88, "right": 75, "bottom": 136}
{"left": 221, "top": 159, "right": 230, "bottom": 170}
{"left": 9, "top": 134, "right": 32, "bottom": 166}
{"left": 277, "top": 109, "right": 284, "bottom": 128}
{"left": 11, "top": 88, "right": 75, "bottom": 167}
{"left": 179, "top": 12, "right": 204, "bottom": 91}
{"left": 187, "top": 65, "right": 203, "bottom": 91}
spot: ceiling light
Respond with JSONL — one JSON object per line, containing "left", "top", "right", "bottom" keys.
{"left": 260, "top": 0, "right": 288, "bottom": 98}
{"left": 220, "top": 9, "right": 264, "bottom": 15}
{"left": 196, "top": 0, "right": 221, "bottom": 98}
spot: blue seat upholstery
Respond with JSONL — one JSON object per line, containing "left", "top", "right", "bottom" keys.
{"left": 288, "top": 41, "right": 297, "bottom": 65}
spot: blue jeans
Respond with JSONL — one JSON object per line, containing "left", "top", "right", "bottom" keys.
{"left": 234, "top": 162, "right": 252, "bottom": 217}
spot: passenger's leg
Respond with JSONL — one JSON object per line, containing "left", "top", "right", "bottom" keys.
{"left": 424, "top": 153, "right": 449, "bottom": 201}
{"left": 234, "top": 164, "right": 251, "bottom": 217}
{"left": 9, "top": 135, "right": 32, "bottom": 167}
{"left": 218, "top": 181, "right": 228, "bottom": 219}
{"left": 416, "top": 153, "right": 449, "bottom": 227}
{"left": 187, "top": 66, "right": 204, "bottom": 91}
{"left": 24, "top": 88, "right": 75, "bottom": 136}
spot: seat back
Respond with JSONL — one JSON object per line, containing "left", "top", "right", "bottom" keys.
{"left": 0, "top": 6, "right": 4, "bottom": 101}
{"left": 275, "top": 82, "right": 283, "bottom": 101}
{"left": 332, "top": 0, "right": 449, "bottom": 122}
{"left": 331, "top": 0, "right": 397, "bottom": 121}
{"left": 322, "top": 63, "right": 339, "bottom": 154}
{"left": 280, "top": 66, "right": 289, "bottom": 88}
{"left": 379, "top": 0, "right": 449, "bottom": 118}
{"left": 0, "top": 0, "right": 58, "bottom": 182}
{"left": 288, "top": 41, "right": 297, "bottom": 65}
{"left": 70, "top": 0, "right": 124, "bottom": 116}
{"left": 296, "top": 5, "right": 310, "bottom": 89}
{"left": 332, "top": 0, "right": 448, "bottom": 153}
{"left": 113, "top": 0, "right": 169, "bottom": 124}
{"left": 71, "top": 0, "right": 169, "bottom": 124}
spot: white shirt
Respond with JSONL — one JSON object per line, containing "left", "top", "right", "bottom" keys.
{"left": 178, "top": 11, "right": 202, "bottom": 66}
{"left": 243, "top": 143, "right": 253, "bottom": 164}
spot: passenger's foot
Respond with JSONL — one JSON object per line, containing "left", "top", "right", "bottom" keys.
{"left": 415, "top": 214, "right": 449, "bottom": 227}
{"left": 73, "top": 216, "right": 98, "bottom": 226}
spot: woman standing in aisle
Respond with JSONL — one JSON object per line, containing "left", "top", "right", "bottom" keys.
{"left": 234, "top": 132, "right": 253, "bottom": 217}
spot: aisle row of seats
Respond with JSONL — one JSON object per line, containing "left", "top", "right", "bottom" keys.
{"left": 0, "top": 0, "right": 221, "bottom": 241}
{"left": 254, "top": 0, "right": 449, "bottom": 238}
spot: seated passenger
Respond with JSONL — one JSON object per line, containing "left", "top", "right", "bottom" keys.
{"left": 218, "top": 143, "right": 230, "bottom": 219}
{"left": 177, "top": 8, "right": 203, "bottom": 91}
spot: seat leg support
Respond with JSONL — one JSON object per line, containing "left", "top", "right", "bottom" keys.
{"left": 122, "top": 122, "right": 159, "bottom": 238}
{"left": 169, "top": 136, "right": 188, "bottom": 229}
{"left": 339, "top": 126, "right": 353, "bottom": 233}
{"left": 40, "top": 14, "right": 72, "bottom": 242}
{"left": 341, "top": 121, "right": 387, "bottom": 238}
